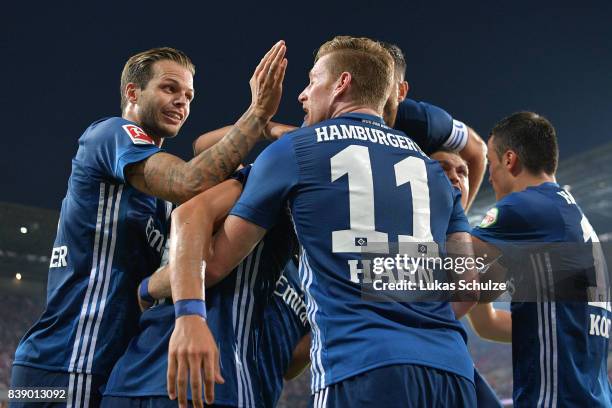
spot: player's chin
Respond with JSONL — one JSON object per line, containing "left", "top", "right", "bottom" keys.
{"left": 158, "top": 122, "right": 182, "bottom": 138}
{"left": 305, "top": 113, "right": 319, "bottom": 127}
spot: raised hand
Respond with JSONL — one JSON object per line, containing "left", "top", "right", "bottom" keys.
{"left": 249, "top": 40, "right": 288, "bottom": 121}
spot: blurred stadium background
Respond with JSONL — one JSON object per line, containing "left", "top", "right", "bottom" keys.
{"left": 1, "top": 141, "right": 612, "bottom": 407}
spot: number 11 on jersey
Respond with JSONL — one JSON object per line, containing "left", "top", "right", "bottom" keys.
{"left": 331, "top": 145, "right": 434, "bottom": 254}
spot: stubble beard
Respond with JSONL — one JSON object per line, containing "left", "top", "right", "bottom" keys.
{"left": 138, "top": 100, "right": 179, "bottom": 140}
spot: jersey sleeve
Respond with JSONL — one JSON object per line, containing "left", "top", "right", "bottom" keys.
{"left": 80, "top": 118, "right": 161, "bottom": 183}
{"left": 471, "top": 199, "right": 538, "bottom": 286}
{"left": 230, "top": 135, "right": 299, "bottom": 229}
{"left": 229, "top": 165, "right": 252, "bottom": 186}
{"left": 447, "top": 188, "right": 471, "bottom": 235}
{"left": 394, "top": 100, "right": 468, "bottom": 154}
{"left": 442, "top": 118, "right": 469, "bottom": 152}
{"left": 471, "top": 201, "right": 525, "bottom": 244}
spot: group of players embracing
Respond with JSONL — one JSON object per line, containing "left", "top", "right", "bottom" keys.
{"left": 11, "top": 36, "right": 611, "bottom": 408}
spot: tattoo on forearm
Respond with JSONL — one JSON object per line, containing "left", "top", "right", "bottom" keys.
{"left": 138, "top": 112, "right": 265, "bottom": 204}
{"left": 165, "top": 165, "right": 181, "bottom": 200}
{"left": 187, "top": 112, "right": 264, "bottom": 190}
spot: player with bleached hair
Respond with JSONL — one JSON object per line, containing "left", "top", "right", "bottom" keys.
{"left": 194, "top": 42, "right": 487, "bottom": 213}
{"left": 172, "top": 35, "right": 479, "bottom": 407}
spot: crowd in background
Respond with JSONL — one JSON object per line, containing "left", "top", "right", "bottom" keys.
{"left": 0, "top": 292, "right": 44, "bottom": 390}
{"left": 2, "top": 283, "right": 611, "bottom": 406}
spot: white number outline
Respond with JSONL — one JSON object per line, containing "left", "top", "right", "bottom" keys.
{"left": 330, "top": 145, "right": 435, "bottom": 254}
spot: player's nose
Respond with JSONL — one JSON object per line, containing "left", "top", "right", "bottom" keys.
{"left": 449, "top": 170, "right": 460, "bottom": 186}
{"left": 298, "top": 89, "right": 307, "bottom": 103}
{"left": 174, "top": 93, "right": 189, "bottom": 107}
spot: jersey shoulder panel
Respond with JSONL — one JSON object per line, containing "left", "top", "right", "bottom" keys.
{"left": 472, "top": 192, "right": 531, "bottom": 239}
{"left": 77, "top": 117, "right": 161, "bottom": 183}
{"left": 394, "top": 99, "right": 454, "bottom": 154}
{"left": 472, "top": 188, "right": 565, "bottom": 243}
{"left": 420, "top": 101, "right": 454, "bottom": 142}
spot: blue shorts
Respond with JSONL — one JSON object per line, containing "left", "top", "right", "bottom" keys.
{"left": 101, "top": 396, "right": 234, "bottom": 408}
{"left": 10, "top": 365, "right": 105, "bottom": 408}
{"left": 310, "top": 364, "right": 476, "bottom": 408}
{"left": 474, "top": 368, "right": 502, "bottom": 408}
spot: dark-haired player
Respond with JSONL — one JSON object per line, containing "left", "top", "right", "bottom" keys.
{"left": 471, "top": 112, "right": 611, "bottom": 407}
{"left": 10, "top": 42, "right": 287, "bottom": 408}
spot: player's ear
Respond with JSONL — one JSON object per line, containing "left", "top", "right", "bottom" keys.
{"left": 398, "top": 81, "right": 409, "bottom": 102}
{"left": 125, "top": 83, "right": 140, "bottom": 106}
{"left": 333, "top": 72, "right": 351, "bottom": 99}
{"left": 505, "top": 150, "right": 521, "bottom": 175}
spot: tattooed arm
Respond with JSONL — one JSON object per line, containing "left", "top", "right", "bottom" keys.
{"left": 192, "top": 121, "right": 298, "bottom": 156}
{"left": 125, "top": 112, "right": 265, "bottom": 204}
{"left": 125, "top": 41, "right": 288, "bottom": 205}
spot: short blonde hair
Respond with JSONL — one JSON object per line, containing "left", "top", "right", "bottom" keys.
{"left": 315, "top": 36, "right": 393, "bottom": 110}
{"left": 120, "top": 47, "right": 195, "bottom": 110}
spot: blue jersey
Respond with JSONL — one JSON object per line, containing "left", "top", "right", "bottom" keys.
{"left": 258, "top": 259, "right": 309, "bottom": 407}
{"left": 394, "top": 99, "right": 469, "bottom": 154}
{"left": 104, "top": 206, "right": 294, "bottom": 408}
{"left": 13, "top": 118, "right": 169, "bottom": 385}
{"left": 472, "top": 182, "right": 611, "bottom": 407}
{"left": 231, "top": 112, "right": 473, "bottom": 392}
{"left": 256, "top": 99, "right": 468, "bottom": 404}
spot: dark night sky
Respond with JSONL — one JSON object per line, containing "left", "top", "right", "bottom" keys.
{"left": 2, "top": 1, "right": 611, "bottom": 210}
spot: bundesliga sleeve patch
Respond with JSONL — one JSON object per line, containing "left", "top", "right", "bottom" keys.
{"left": 122, "top": 124, "right": 155, "bottom": 145}
{"left": 442, "top": 120, "right": 469, "bottom": 151}
{"left": 479, "top": 207, "right": 499, "bottom": 228}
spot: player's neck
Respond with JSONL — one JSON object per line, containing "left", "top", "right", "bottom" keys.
{"left": 330, "top": 102, "right": 381, "bottom": 120}
{"left": 512, "top": 173, "right": 556, "bottom": 193}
